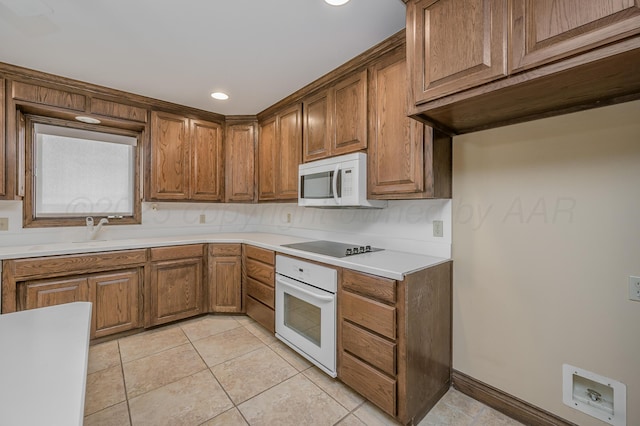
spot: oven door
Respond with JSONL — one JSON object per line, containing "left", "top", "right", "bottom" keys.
{"left": 275, "top": 274, "right": 336, "bottom": 377}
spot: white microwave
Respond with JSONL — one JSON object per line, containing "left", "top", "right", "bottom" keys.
{"left": 298, "top": 153, "right": 387, "bottom": 208}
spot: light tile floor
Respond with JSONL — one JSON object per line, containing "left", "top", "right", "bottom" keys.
{"left": 84, "top": 315, "right": 524, "bottom": 426}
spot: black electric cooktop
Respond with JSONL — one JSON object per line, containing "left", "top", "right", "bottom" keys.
{"left": 281, "top": 240, "right": 384, "bottom": 258}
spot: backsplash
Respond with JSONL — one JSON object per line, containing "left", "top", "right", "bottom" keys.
{"left": 0, "top": 199, "right": 451, "bottom": 258}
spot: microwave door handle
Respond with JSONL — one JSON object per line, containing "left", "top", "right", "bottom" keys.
{"left": 332, "top": 165, "right": 340, "bottom": 204}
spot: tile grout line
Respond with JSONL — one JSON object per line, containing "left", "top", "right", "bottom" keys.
{"left": 117, "top": 339, "right": 134, "bottom": 426}
{"left": 182, "top": 317, "right": 289, "bottom": 425}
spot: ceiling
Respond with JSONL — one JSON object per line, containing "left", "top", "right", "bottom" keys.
{"left": 0, "top": 0, "right": 407, "bottom": 116}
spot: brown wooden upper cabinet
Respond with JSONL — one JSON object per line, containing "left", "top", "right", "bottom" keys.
{"left": 510, "top": 0, "right": 640, "bottom": 72}
{"left": 406, "top": 0, "right": 640, "bottom": 133}
{"left": 225, "top": 120, "right": 256, "bottom": 203}
{"left": 368, "top": 49, "right": 451, "bottom": 199}
{"left": 258, "top": 104, "right": 302, "bottom": 201}
{"left": 407, "top": 0, "right": 508, "bottom": 104}
{"left": 149, "top": 111, "right": 223, "bottom": 201}
{"left": 303, "top": 70, "right": 367, "bottom": 162}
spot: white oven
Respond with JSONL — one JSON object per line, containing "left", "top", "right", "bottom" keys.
{"left": 275, "top": 255, "right": 337, "bottom": 377}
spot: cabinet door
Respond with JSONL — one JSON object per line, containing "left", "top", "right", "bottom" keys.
{"left": 277, "top": 104, "right": 302, "bottom": 200}
{"left": 225, "top": 122, "right": 255, "bottom": 202}
{"left": 511, "top": 0, "right": 640, "bottom": 72}
{"left": 90, "top": 270, "right": 140, "bottom": 338}
{"left": 258, "top": 116, "right": 277, "bottom": 200}
{"left": 209, "top": 256, "right": 242, "bottom": 313}
{"left": 150, "top": 257, "right": 203, "bottom": 326}
{"left": 331, "top": 70, "right": 368, "bottom": 156}
{"left": 150, "top": 111, "right": 190, "bottom": 200}
{"left": 24, "top": 277, "right": 90, "bottom": 310}
{"left": 369, "top": 54, "right": 426, "bottom": 197}
{"left": 407, "top": 0, "right": 508, "bottom": 103}
{"left": 303, "top": 90, "right": 330, "bottom": 162}
{"left": 190, "top": 119, "right": 223, "bottom": 201}
{"left": 0, "top": 77, "right": 5, "bottom": 197}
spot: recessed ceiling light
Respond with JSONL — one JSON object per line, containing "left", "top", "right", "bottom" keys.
{"left": 325, "top": 0, "right": 350, "bottom": 5}
{"left": 75, "top": 116, "right": 101, "bottom": 124}
{"left": 211, "top": 92, "right": 229, "bottom": 100}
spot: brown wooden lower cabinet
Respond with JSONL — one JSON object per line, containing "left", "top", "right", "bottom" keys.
{"left": 24, "top": 272, "right": 143, "bottom": 339}
{"left": 208, "top": 244, "right": 243, "bottom": 313}
{"left": 243, "top": 245, "right": 275, "bottom": 332}
{"left": 338, "top": 262, "right": 452, "bottom": 425}
{"left": 90, "top": 270, "right": 141, "bottom": 338}
{"left": 148, "top": 244, "right": 205, "bottom": 327}
{"left": 23, "top": 276, "right": 90, "bottom": 310}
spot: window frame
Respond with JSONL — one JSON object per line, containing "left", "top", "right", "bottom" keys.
{"left": 23, "top": 114, "right": 143, "bottom": 228}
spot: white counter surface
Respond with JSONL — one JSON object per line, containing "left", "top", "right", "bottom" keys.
{"left": 0, "top": 302, "right": 92, "bottom": 426}
{"left": 0, "top": 232, "right": 449, "bottom": 280}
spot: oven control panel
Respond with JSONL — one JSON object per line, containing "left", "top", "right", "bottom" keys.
{"left": 275, "top": 255, "right": 337, "bottom": 293}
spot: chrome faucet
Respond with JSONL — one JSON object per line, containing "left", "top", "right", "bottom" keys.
{"left": 85, "top": 217, "right": 109, "bottom": 240}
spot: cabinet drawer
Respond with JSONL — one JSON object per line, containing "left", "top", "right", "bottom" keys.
{"left": 246, "top": 296, "right": 274, "bottom": 333}
{"left": 342, "top": 321, "right": 396, "bottom": 376}
{"left": 12, "top": 81, "right": 86, "bottom": 111}
{"left": 342, "top": 269, "right": 396, "bottom": 304}
{"left": 246, "top": 277, "right": 274, "bottom": 309}
{"left": 341, "top": 291, "right": 396, "bottom": 339}
{"left": 245, "top": 258, "right": 274, "bottom": 286}
{"left": 245, "top": 245, "right": 274, "bottom": 265}
{"left": 341, "top": 352, "right": 396, "bottom": 416}
{"left": 151, "top": 244, "right": 204, "bottom": 261}
{"left": 209, "top": 244, "right": 242, "bottom": 256}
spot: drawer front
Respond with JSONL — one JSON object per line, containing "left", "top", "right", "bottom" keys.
{"left": 245, "top": 258, "right": 274, "bottom": 286}
{"left": 209, "top": 244, "right": 242, "bottom": 257}
{"left": 341, "top": 291, "right": 396, "bottom": 339}
{"left": 342, "top": 269, "right": 396, "bottom": 304}
{"left": 341, "top": 352, "right": 396, "bottom": 416}
{"left": 245, "top": 245, "right": 274, "bottom": 265}
{"left": 151, "top": 244, "right": 204, "bottom": 261}
{"left": 342, "top": 321, "right": 396, "bottom": 376}
{"left": 246, "top": 277, "right": 274, "bottom": 309}
{"left": 246, "top": 296, "right": 275, "bottom": 333}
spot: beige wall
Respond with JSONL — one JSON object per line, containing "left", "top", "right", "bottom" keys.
{"left": 452, "top": 100, "right": 640, "bottom": 425}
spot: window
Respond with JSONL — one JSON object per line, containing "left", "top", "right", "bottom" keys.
{"left": 25, "top": 116, "right": 142, "bottom": 227}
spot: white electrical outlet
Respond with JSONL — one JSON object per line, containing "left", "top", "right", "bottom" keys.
{"left": 629, "top": 276, "right": 640, "bottom": 302}
{"left": 199, "top": 214, "right": 206, "bottom": 224}
{"left": 433, "top": 220, "right": 443, "bottom": 237}
{"left": 286, "top": 213, "right": 292, "bottom": 223}
{"left": 0, "top": 217, "right": 8, "bottom": 231}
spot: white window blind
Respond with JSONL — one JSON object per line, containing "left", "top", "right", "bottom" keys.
{"left": 34, "top": 124, "right": 137, "bottom": 217}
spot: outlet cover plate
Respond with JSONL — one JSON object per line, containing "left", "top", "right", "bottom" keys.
{"left": 0, "top": 217, "right": 8, "bottom": 231}
{"left": 629, "top": 276, "right": 640, "bottom": 301}
{"left": 433, "top": 220, "right": 443, "bottom": 237}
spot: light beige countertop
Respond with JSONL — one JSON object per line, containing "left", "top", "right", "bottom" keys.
{"left": 0, "top": 232, "right": 449, "bottom": 280}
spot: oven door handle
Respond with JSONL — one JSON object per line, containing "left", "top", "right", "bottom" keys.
{"left": 276, "top": 276, "right": 334, "bottom": 302}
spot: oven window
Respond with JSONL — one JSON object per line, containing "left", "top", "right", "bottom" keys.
{"left": 284, "top": 294, "right": 321, "bottom": 346}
